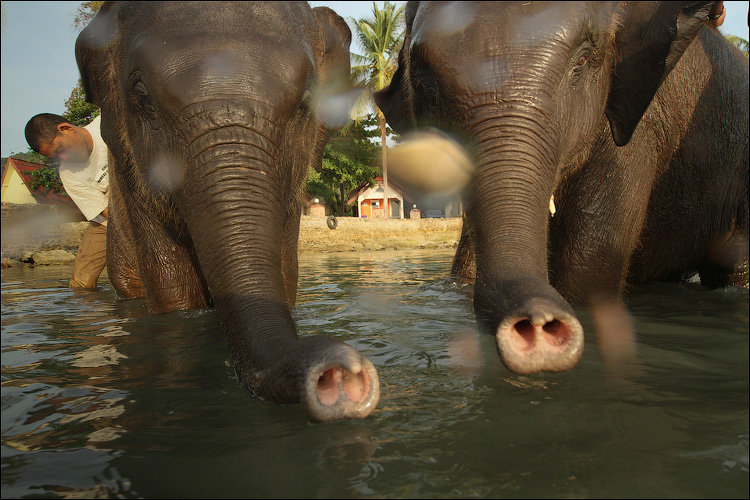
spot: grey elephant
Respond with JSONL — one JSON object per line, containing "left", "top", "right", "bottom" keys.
{"left": 376, "top": 1, "right": 748, "bottom": 374}
{"left": 76, "top": 2, "right": 379, "bottom": 422}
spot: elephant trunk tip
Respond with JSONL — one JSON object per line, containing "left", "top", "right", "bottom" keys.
{"left": 495, "top": 304, "right": 584, "bottom": 374}
{"left": 303, "top": 356, "right": 380, "bottom": 423}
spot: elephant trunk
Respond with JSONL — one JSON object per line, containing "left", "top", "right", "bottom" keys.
{"left": 467, "top": 113, "right": 584, "bottom": 374}
{"left": 175, "top": 131, "right": 379, "bottom": 421}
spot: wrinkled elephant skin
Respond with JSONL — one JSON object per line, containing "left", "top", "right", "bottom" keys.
{"left": 76, "top": 2, "right": 380, "bottom": 422}
{"left": 376, "top": 1, "right": 749, "bottom": 374}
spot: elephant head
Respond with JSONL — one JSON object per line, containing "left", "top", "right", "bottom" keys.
{"left": 76, "top": 2, "right": 379, "bottom": 422}
{"left": 376, "top": 1, "right": 721, "bottom": 374}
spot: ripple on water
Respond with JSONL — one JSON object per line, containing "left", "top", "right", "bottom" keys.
{"left": 2, "top": 250, "right": 748, "bottom": 498}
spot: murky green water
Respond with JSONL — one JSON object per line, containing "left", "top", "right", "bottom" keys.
{"left": 2, "top": 249, "right": 748, "bottom": 498}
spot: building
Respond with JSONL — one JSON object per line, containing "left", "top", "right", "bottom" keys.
{"left": 1, "top": 158, "right": 82, "bottom": 216}
{"left": 347, "top": 177, "right": 416, "bottom": 219}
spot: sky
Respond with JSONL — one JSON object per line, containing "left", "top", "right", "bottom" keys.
{"left": 2, "top": 1, "right": 748, "bottom": 158}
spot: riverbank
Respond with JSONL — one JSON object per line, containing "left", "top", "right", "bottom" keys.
{"left": 1, "top": 203, "right": 462, "bottom": 267}
{"left": 298, "top": 215, "right": 461, "bottom": 253}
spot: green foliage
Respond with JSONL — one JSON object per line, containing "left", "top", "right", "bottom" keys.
{"left": 4, "top": 151, "right": 65, "bottom": 196}
{"left": 26, "top": 165, "right": 66, "bottom": 195}
{"left": 350, "top": 1, "right": 405, "bottom": 94}
{"left": 725, "top": 34, "right": 749, "bottom": 58}
{"left": 349, "top": 1, "right": 405, "bottom": 120}
{"left": 63, "top": 79, "right": 100, "bottom": 127}
{"left": 349, "top": 2, "right": 405, "bottom": 196}
{"left": 68, "top": 4, "right": 103, "bottom": 127}
{"left": 73, "top": 1, "right": 103, "bottom": 31}
{"left": 10, "top": 150, "right": 49, "bottom": 165}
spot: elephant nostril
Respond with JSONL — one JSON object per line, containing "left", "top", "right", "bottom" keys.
{"left": 543, "top": 319, "right": 561, "bottom": 334}
{"left": 542, "top": 319, "right": 573, "bottom": 347}
{"left": 512, "top": 319, "right": 536, "bottom": 351}
{"left": 509, "top": 318, "right": 570, "bottom": 351}
{"left": 317, "top": 368, "right": 340, "bottom": 406}
{"left": 342, "top": 368, "right": 370, "bottom": 403}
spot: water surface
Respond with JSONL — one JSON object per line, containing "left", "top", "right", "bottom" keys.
{"left": 2, "top": 249, "right": 748, "bottom": 498}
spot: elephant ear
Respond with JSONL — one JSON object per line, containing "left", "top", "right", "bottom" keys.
{"left": 606, "top": 1, "right": 715, "bottom": 147}
{"left": 373, "top": 2, "right": 420, "bottom": 135}
{"left": 312, "top": 7, "right": 352, "bottom": 125}
{"left": 374, "top": 48, "right": 416, "bottom": 135}
{"left": 310, "top": 6, "right": 352, "bottom": 173}
{"left": 75, "top": 1, "right": 120, "bottom": 109}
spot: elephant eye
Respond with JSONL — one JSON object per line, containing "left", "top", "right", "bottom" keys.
{"left": 129, "top": 72, "right": 158, "bottom": 120}
{"left": 134, "top": 80, "right": 158, "bottom": 116}
{"left": 575, "top": 55, "right": 588, "bottom": 67}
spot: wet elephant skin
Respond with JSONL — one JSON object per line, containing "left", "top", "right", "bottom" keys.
{"left": 376, "top": 1, "right": 749, "bottom": 374}
{"left": 76, "top": 2, "right": 380, "bottom": 422}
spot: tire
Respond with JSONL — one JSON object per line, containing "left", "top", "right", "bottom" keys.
{"left": 326, "top": 215, "right": 338, "bottom": 230}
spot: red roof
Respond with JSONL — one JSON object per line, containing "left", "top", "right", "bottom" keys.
{"left": 346, "top": 177, "right": 414, "bottom": 206}
{"left": 4, "top": 158, "right": 83, "bottom": 215}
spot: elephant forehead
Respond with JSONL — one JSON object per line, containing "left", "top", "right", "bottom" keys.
{"left": 411, "top": 2, "right": 606, "bottom": 55}
{"left": 129, "top": 34, "right": 315, "bottom": 106}
{"left": 120, "top": 1, "right": 315, "bottom": 40}
{"left": 408, "top": 2, "right": 619, "bottom": 94}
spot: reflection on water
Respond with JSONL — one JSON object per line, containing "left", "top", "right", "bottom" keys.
{"left": 2, "top": 250, "right": 748, "bottom": 498}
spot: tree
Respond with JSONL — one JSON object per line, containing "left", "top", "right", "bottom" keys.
{"left": 24, "top": 1, "right": 106, "bottom": 196}
{"left": 308, "top": 114, "right": 381, "bottom": 216}
{"left": 69, "top": 2, "right": 102, "bottom": 127}
{"left": 63, "top": 79, "right": 101, "bottom": 127}
{"left": 3, "top": 151, "right": 65, "bottom": 195}
{"left": 9, "top": 150, "right": 49, "bottom": 165}
{"left": 26, "top": 164, "right": 65, "bottom": 194}
{"left": 725, "top": 34, "right": 749, "bottom": 58}
{"left": 73, "top": 1, "right": 103, "bottom": 31}
{"left": 350, "top": 1, "right": 405, "bottom": 218}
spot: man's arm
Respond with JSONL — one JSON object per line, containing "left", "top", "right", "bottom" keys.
{"left": 59, "top": 171, "right": 108, "bottom": 223}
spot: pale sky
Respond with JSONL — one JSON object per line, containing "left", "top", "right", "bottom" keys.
{"left": 2, "top": 1, "right": 748, "bottom": 157}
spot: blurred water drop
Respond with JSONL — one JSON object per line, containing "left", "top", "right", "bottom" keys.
{"left": 432, "top": 2, "right": 476, "bottom": 34}
{"left": 83, "top": 7, "right": 117, "bottom": 48}
{"left": 387, "top": 129, "right": 474, "bottom": 195}
{"left": 446, "top": 329, "right": 482, "bottom": 377}
{"left": 508, "top": 3, "right": 571, "bottom": 47}
{"left": 147, "top": 154, "right": 184, "bottom": 192}
{"left": 589, "top": 299, "right": 639, "bottom": 377}
{"left": 1, "top": 211, "right": 73, "bottom": 253}
{"left": 199, "top": 52, "right": 240, "bottom": 86}
{"left": 311, "top": 82, "right": 361, "bottom": 130}
{"left": 468, "top": 58, "right": 508, "bottom": 92}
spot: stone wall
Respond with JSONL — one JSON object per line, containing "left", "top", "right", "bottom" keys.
{"left": 1, "top": 203, "right": 463, "bottom": 267}
{"left": 2, "top": 203, "right": 88, "bottom": 266}
{"left": 298, "top": 215, "right": 462, "bottom": 253}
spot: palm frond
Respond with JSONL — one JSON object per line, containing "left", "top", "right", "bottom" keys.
{"left": 725, "top": 34, "right": 749, "bottom": 58}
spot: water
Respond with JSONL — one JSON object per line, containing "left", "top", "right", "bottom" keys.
{"left": 2, "top": 249, "right": 748, "bottom": 498}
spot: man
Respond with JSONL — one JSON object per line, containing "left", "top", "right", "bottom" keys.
{"left": 25, "top": 113, "right": 109, "bottom": 289}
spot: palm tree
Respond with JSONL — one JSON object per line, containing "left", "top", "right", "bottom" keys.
{"left": 725, "top": 34, "right": 749, "bottom": 58}
{"left": 350, "top": 1, "right": 405, "bottom": 218}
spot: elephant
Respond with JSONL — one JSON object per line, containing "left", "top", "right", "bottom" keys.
{"left": 376, "top": 1, "right": 749, "bottom": 374}
{"left": 75, "top": 2, "right": 380, "bottom": 422}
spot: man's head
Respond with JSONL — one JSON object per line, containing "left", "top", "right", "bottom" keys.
{"left": 25, "top": 113, "right": 91, "bottom": 163}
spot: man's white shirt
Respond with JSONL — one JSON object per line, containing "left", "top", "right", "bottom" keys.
{"left": 58, "top": 115, "right": 109, "bottom": 225}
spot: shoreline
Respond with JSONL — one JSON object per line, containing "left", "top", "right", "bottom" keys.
{"left": 1, "top": 203, "right": 462, "bottom": 267}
